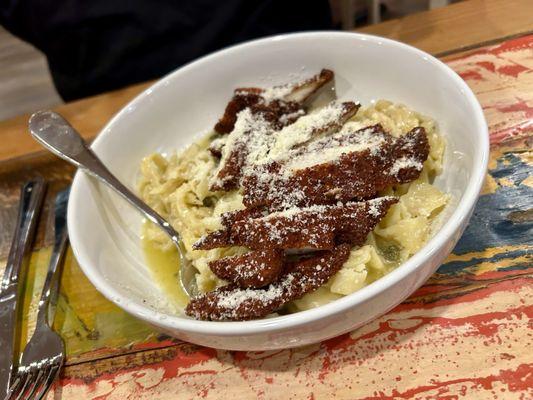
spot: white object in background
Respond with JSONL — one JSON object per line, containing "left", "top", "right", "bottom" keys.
{"left": 68, "top": 32, "right": 489, "bottom": 351}
{"left": 368, "top": 0, "right": 381, "bottom": 24}
{"left": 340, "top": 0, "right": 381, "bottom": 29}
{"left": 430, "top": 0, "right": 450, "bottom": 9}
{"left": 340, "top": 0, "right": 451, "bottom": 30}
{"left": 340, "top": 0, "right": 356, "bottom": 30}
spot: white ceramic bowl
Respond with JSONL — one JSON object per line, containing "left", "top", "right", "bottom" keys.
{"left": 68, "top": 32, "right": 488, "bottom": 351}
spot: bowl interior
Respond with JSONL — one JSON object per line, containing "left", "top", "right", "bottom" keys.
{"left": 68, "top": 32, "right": 485, "bottom": 326}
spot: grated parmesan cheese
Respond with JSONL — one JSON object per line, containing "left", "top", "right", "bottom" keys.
{"left": 389, "top": 156, "right": 423, "bottom": 177}
{"left": 268, "top": 102, "right": 347, "bottom": 159}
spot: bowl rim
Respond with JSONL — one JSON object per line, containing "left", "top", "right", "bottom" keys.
{"left": 68, "top": 30, "right": 489, "bottom": 336}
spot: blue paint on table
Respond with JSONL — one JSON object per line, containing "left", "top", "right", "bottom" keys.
{"left": 451, "top": 152, "right": 532, "bottom": 256}
{"left": 438, "top": 248, "right": 531, "bottom": 275}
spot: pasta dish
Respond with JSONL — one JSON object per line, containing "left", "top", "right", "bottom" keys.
{"left": 138, "top": 69, "right": 448, "bottom": 321}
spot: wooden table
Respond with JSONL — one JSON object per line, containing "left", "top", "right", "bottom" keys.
{"left": 1, "top": 2, "right": 532, "bottom": 398}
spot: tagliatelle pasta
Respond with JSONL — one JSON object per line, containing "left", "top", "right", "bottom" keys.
{"left": 138, "top": 99, "right": 448, "bottom": 313}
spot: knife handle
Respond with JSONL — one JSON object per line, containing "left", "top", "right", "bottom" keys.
{"left": 0, "top": 179, "right": 46, "bottom": 398}
{"left": 35, "top": 188, "right": 69, "bottom": 328}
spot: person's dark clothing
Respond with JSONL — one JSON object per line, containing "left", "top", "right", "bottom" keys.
{"left": 1, "top": 0, "right": 333, "bottom": 100}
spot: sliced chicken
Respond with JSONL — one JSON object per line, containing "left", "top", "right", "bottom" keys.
{"left": 185, "top": 244, "right": 351, "bottom": 321}
{"left": 194, "top": 197, "right": 397, "bottom": 251}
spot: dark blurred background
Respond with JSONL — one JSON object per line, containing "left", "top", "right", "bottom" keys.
{"left": 0, "top": 0, "right": 454, "bottom": 120}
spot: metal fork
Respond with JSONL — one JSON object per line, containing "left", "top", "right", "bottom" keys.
{"left": 6, "top": 190, "right": 69, "bottom": 400}
{"left": 0, "top": 180, "right": 46, "bottom": 400}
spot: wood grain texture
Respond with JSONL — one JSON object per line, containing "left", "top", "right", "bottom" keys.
{"left": 0, "top": 81, "right": 151, "bottom": 163}
{"left": 357, "top": 0, "right": 533, "bottom": 57}
{"left": 55, "top": 276, "right": 532, "bottom": 399}
{"left": 0, "top": 31, "right": 532, "bottom": 400}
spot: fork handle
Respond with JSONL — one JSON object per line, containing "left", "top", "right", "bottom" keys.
{"left": 0, "top": 179, "right": 46, "bottom": 398}
{"left": 35, "top": 189, "right": 70, "bottom": 328}
{"left": 29, "top": 110, "right": 182, "bottom": 248}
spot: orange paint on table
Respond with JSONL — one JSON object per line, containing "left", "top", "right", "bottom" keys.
{"left": 40, "top": 34, "right": 533, "bottom": 399}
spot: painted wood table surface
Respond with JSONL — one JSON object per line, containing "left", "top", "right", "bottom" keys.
{"left": 1, "top": 31, "right": 532, "bottom": 400}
